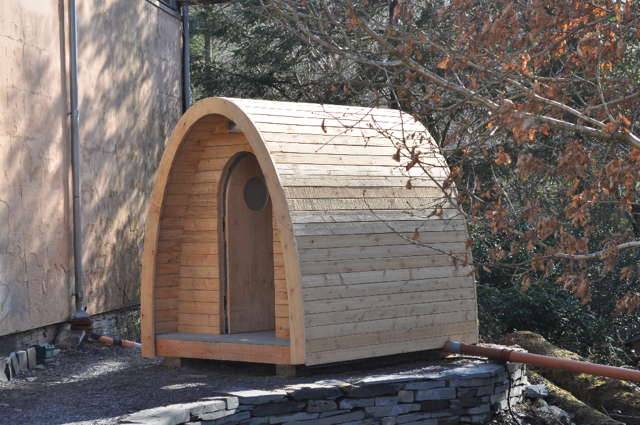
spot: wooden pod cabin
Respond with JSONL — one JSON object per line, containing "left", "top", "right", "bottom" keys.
{"left": 141, "top": 97, "right": 478, "bottom": 366}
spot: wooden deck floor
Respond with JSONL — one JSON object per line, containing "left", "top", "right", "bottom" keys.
{"left": 156, "top": 331, "right": 291, "bottom": 364}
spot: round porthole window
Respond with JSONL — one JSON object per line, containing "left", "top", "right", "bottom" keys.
{"left": 244, "top": 176, "right": 269, "bottom": 211}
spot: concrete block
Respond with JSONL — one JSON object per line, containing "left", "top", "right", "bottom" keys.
{"left": 26, "top": 347, "right": 37, "bottom": 369}
{"left": 0, "top": 357, "right": 9, "bottom": 382}
{"left": 9, "top": 352, "right": 20, "bottom": 374}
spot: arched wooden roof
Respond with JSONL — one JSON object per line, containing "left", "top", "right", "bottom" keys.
{"left": 141, "top": 97, "right": 478, "bottom": 365}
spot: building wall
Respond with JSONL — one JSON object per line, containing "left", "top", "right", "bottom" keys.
{"left": 0, "top": 0, "right": 183, "bottom": 337}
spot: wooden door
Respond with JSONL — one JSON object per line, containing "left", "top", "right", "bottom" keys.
{"left": 224, "top": 153, "right": 275, "bottom": 333}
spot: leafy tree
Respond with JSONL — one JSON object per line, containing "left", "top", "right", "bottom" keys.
{"left": 190, "top": 1, "right": 640, "bottom": 361}
{"left": 266, "top": 0, "right": 640, "bottom": 309}
{"left": 190, "top": 1, "right": 370, "bottom": 104}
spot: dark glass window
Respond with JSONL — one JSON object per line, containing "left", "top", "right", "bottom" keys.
{"left": 244, "top": 177, "right": 269, "bottom": 211}
{"left": 159, "top": 0, "right": 179, "bottom": 11}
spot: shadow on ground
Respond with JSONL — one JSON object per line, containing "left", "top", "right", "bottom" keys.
{"left": 0, "top": 346, "right": 291, "bottom": 425}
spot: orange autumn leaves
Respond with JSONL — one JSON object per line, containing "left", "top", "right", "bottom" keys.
{"left": 269, "top": 0, "right": 640, "bottom": 310}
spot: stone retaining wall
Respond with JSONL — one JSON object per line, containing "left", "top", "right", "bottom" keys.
{"left": 121, "top": 360, "right": 526, "bottom": 425}
{"left": 0, "top": 306, "right": 140, "bottom": 357}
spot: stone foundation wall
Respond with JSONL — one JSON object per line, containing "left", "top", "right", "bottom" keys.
{"left": 121, "top": 361, "right": 527, "bottom": 425}
{"left": 91, "top": 306, "right": 141, "bottom": 341}
{"left": 0, "top": 305, "right": 140, "bottom": 356}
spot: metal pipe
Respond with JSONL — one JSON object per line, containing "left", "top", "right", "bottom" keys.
{"left": 443, "top": 340, "right": 640, "bottom": 383}
{"left": 68, "top": 0, "right": 84, "bottom": 311}
{"left": 181, "top": 2, "right": 192, "bottom": 112}
{"left": 91, "top": 333, "right": 141, "bottom": 349}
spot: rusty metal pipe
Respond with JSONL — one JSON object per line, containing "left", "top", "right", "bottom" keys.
{"left": 443, "top": 340, "right": 640, "bottom": 383}
{"left": 91, "top": 333, "right": 141, "bottom": 349}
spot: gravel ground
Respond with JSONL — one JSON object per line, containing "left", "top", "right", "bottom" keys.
{"left": 0, "top": 344, "right": 472, "bottom": 425}
{"left": 0, "top": 345, "right": 295, "bottom": 425}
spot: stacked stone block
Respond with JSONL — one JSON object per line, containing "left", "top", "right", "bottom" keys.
{"left": 120, "top": 360, "right": 527, "bottom": 425}
{"left": 0, "top": 346, "right": 39, "bottom": 382}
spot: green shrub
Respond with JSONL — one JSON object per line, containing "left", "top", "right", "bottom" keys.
{"left": 477, "top": 281, "right": 640, "bottom": 365}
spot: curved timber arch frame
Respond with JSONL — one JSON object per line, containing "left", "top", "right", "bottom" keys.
{"left": 141, "top": 97, "right": 306, "bottom": 364}
{"left": 142, "top": 97, "right": 479, "bottom": 366}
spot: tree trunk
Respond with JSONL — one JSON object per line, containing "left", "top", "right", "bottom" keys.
{"left": 529, "top": 371, "right": 623, "bottom": 425}
{"left": 504, "top": 331, "right": 640, "bottom": 425}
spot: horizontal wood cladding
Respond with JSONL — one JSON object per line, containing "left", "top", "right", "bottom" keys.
{"left": 279, "top": 176, "right": 442, "bottom": 188}
{"left": 306, "top": 319, "right": 478, "bottom": 352}
{"left": 296, "top": 231, "right": 469, "bottom": 249}
{"left": 303, "top": 275, "right": 472, "bottom": 301}
{"left": 305, "top": 332, "right": 478, "bottom": 365}
{"left": 301, "top": 265, "right": 474, "bottom": 287}
{"left": 145, "top": 98, "right": 477, "bottom": 365}
{"left": 241, "top": 99, "right": 478, "bottom": 362}
{"left": 305, "top": 298, "right": 478, "bottom": 328}
{"left": 292, "top": 220, "right": 467, "bottom": 237}
{"left": 284, "top": 187, "right": 447, "bottom": 199}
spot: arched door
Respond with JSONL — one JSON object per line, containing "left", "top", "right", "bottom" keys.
{"left": 222, "top": 153, "right": 275, "bottom": 333}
